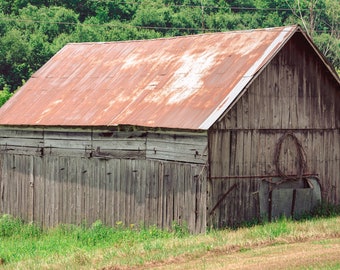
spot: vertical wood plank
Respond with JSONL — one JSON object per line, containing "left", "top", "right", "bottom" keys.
{"left": 144, "top": 160, "right": 152, "bottom": 226}
{"left": 105, "top": 160, "right": 113, "bottom": 226}
{"left": 69, "top": 157, "right": 77, "bottom": 224}
{"left": 0, "top": 154, "right": 3, "bottom": 214}
{"left": 120, "top": 159, "right": 127, "bottom": 225}
{"left": 27, "top": 155, "right": 33, "bottom": 222}
{"left": 76, "top": 158, "right": 83, "bottom": 225}
{"left": 59, "top": 157, "right": 67, "bottom": 225}
{"left": 177, "top": 163, "right": 185, "bottom": 227}
{"left": 157, "top": 161, "right": 164, "bottom": 228}
{"left": 99, "top": 159, "right": 106, "bottom": 224}
{"left": 184, "top": 164, "right": 192, "bottom": 230}
{"left": 113, "top": 159, "right": 121, "bottom": 225}
{"left": 84, "top": 157, "right": 93, "bottom": 226}
{"left": 52, "top": 155, "right": 59, "bottom": 226}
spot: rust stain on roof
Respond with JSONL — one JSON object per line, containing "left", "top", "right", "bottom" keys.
{"left": 0, "top": 26, "right": 297, "bottom": 130}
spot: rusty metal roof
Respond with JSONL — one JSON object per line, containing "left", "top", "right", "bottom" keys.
{"left": 0, "top": 26, "right": 299, "bottom": 130}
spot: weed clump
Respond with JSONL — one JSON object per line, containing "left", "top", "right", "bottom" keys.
{"left": 0, "top": 214, "right": 22, "bottom": 237}
{"left": 0, "top": 215, "right": 42, "bottom": 239}
{"left": 311, "top": 202, "right": 340, "bottom": 218}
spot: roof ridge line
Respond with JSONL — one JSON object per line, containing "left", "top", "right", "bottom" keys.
{"left": 66, "top": 25, "right": 297, "bottom": 46}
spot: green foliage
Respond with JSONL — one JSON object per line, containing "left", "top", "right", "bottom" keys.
{"left": 18, "top": 4, "right": 79, "bottom": 42}
{"left": 132, "top": 0, "right": 174, "bottom": 34}
{"left": 314, "top": 33, "right": 340, "bottom": 70}
{"left": 0, "top": 85, "right": 13, "bottom": 106}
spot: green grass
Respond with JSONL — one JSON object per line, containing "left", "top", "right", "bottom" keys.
{"left": 0, "top": 216, "right": 188, "bottom": 268}
{"left": 0, "top": 207, "right": 339, "bottom": 269}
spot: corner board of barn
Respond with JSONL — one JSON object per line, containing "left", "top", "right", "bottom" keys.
{"left": 0, "top": 27, "right": 339, "bottom": 233}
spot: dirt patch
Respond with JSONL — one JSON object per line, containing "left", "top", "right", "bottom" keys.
{"left": 133, "top": 237, "right": 340, "bottom": 270}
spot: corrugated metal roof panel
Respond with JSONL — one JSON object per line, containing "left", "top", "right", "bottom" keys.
{"left": 0, "top": 26, "right": 298, "bottom": 130}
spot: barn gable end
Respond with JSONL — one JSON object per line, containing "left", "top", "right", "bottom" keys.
{"left": 208, "top": 31, "right": 339, "bottom": 227}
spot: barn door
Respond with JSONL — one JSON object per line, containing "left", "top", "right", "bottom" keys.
{"left": 260, "top": 177, "right": 322, "bottom": 220}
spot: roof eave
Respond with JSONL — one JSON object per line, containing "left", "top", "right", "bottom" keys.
{"left": 0, "top": 123, "right": 208, "bottom": 134}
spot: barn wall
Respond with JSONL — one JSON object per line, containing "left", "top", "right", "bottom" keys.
{"left": 0, "top": 127, "right": 207, "bottom": 233}
{"left": 208, "top": 33, "right": 340, "bottom": 228}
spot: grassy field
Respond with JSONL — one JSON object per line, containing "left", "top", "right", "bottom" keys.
{"left": 0, "top": 206, "right": 339, "bottom": 270}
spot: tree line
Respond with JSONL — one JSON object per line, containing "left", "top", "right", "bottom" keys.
{"left": 0, "top": 0, "right": 339, "bottom": 103}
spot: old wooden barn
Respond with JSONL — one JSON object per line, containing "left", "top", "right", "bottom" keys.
{"left": 0, "top": 25, "right": 339, "bottom": 233}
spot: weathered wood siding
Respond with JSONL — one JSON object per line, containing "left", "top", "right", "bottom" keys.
{"left": 0, "top": 128, "right": 207, "bottom": 233}
{"left": 208, "top": 33, "right": 340, "bottom": 227}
